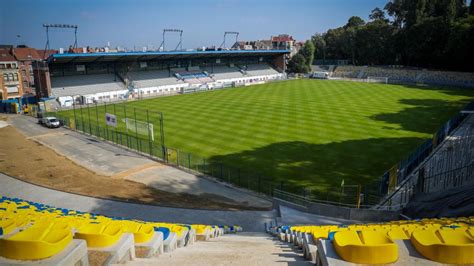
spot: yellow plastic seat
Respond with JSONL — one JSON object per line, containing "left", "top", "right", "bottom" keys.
{"left": 1, "top": 219, "right": 17, "bottom": 235}
{"left": 467, "top": 227, "right": 474, "bottom": 238}
{"left": 387, "top": 227, "right": 409, "bottom": 240}
{"left": 122, "top": 221, "right": 154, "bottom": 243}
{"left": 74, "top": 223, "right": 123, "bottom": 247}
{"left": 0, "top": 225, "right": 72, "bottom": 260}
{"left": 411, "top": 229, "right": 474, "bottom": 264}
{"left": 191, "top": 225, "right": 208, "bottom": 234}
{"left": 311, "top": 227, "right": 329, "bottom": 240}
{"left": 170, "top": 225, "right": 186, "bottom": 237}
{"left": 333, "top": 230, "right": 398, "bottom": 264}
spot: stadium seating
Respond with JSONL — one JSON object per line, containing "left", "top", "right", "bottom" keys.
{"left": 269, "top": 216, "right": 474, "bottom": 265}
{"left": 51, "top": 74, "right": 126, "bottom": 97}
{"left": 243, "top": 64, "right": 280, "bottom": 77}
{"left": 331, "top": 65, "right": 474, "bottom": 87}
{"left": 206, "top": 65, "right": 245, "bottom": 80}
{"left": 174, "top": 71, "right": 214, "bottom": 85}
{"left": 0, "top": 195, "right": 242, "bottom": 264}
{"left": 126, "top": 70, "right": 184, "bottom": 88}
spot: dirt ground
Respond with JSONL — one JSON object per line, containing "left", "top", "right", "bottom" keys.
{"left": 0, "top": 122, "right": 267, "bottom": 211}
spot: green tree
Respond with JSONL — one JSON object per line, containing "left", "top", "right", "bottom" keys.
{"left": 311, "top": 33, "right": 326, "bottom": 61}
{"left": 304, "top": 0, "right": 473, "bottom": 71}
{"left": 300, "top": 40, "right": 315, "bottom": 70}
{"left": 355, "top": 20, "right": 396, "bottom": 65}
{"left": 345, "top": 16, "right": 366, "bottom": 28}
{"left": 287, "top": 54, "right": 308, "bottom": 73}
{"left": 384, "top": 0, "right": 405, "bottom": 28}
{"left": 446, "top": 15, "right": 474, "bottom": 70}
{"left": 369, "top": 7, "right": 389, "bottom": 22}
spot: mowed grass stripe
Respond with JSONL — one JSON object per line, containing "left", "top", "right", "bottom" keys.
{"left": 60, "top": 79, "right": 474, "bottom": 191}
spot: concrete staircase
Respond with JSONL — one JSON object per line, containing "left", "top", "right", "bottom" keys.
{"left": 125, "top": 232, "right": 311, "bottom": 265}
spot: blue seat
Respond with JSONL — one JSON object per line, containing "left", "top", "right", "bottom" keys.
{"left": 154, "top": 227, "right": 170, "bottom": 240}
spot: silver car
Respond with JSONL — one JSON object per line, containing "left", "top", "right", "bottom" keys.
{"left": 41, "top": 117, "right": 61, "bottom": 128}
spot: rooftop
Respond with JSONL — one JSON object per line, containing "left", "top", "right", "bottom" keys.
{"left": 48, "top": 49, "right": 290, "bottom": 64}
{"left": 0, "top": 49, "right": 16, "bottom": 62}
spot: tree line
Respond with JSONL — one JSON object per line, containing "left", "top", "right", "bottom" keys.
{"left": 288, "top": 0, "right": 474, "bottom": 73}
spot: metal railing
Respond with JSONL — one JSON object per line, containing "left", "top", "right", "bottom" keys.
{"left": 376, "top": 116, "right": 474, "bottom": 210}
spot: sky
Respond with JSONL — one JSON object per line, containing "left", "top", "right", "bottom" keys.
{"left": 1, "top": 0, "right": 389, "bottom": 50}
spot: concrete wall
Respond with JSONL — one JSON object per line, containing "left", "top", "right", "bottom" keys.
{"left": 275, "top": 198, "right": 400, "bottom": 222}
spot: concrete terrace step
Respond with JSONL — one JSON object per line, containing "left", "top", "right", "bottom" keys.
{"left": 124, "top": 232, "right": 312, "bottom": 265}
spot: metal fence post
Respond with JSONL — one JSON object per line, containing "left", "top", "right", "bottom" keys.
{"left": 146, "top": 110, "right": 152, "bottom": 156}
{"left": 133, "top": 108, "right": 139, "bottom": 151}
{"left": 79, "top": 104, "right": 84, "bottom": 132}
{"left": 159, "top": 112, "right": 165, "bottom": 160}
{"left": 188, "top": 153, "right": 191, "bottom": 169}
{"left": 114, "top": 103, "right": 118, "bottom": 143}
{"left": 95, "top": 102, "right": 99, "bottom": 137}
{"left": 177, "top": 149, "right": 180, "bottom": 167}
{"left": 87, "top": 104, "right": 92, "bottom": 135}
{"left": 72, "top": 102, "right": 77, "bottom": 130}
{"left": 105, "top": 102, "right": 109, "bottom": 141}
{"left": 124, "top": 104, "right": 129, "bottom": 148}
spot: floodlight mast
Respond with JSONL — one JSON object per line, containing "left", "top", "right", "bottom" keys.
{"left": 43, "top": 24, "right": 78, "bottom": 58}
{"left": 159, "top": 29, "right": 183, "bottom": 51}
{"left": 219, "top": 31, "right": 239, "bottom": 49}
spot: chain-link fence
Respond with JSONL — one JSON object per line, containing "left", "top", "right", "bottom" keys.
{"left": 49, "top": 102, "right": 166, "bottom": 160}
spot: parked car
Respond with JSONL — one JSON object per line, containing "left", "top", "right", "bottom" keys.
{"left": 38, "top": 117, "right": 61, "bottom": 128}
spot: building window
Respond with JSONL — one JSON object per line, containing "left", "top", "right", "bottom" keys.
{"left": 3, "top": 73, "right": 7, "bottom": 81}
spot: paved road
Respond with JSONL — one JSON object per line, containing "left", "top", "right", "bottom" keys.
{"left": 7, "top": 115, "right": 271, "bottom": 208}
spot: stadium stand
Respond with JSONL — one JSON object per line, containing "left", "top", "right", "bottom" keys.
{"left": 243, "top": 64, "right": 281, "bottom": 77}
{"left": 330, "top": 65, "right": 474, "bottom": 87}
{"left": 205, "top": 65, "right": 245, "bottom": 80}
{"left": 269, "top": 217, "right": 474, "bottom": 265}
{"left": 51, "top": 74, "right": 127, "bottom": 105}
{"left": 174, "top": 71, "right": 214, "bottom": 84}
{"left": 0, "top": 195, "right": 242, "bottom": 265}
{"left": 126, "top": 70, "right": 183, "bottom": 89}
{"left": 49, "top": 64, "right": 285, "bottom": 106}
{"left": 46, "top": 50, "right": 289, "bottom": 106}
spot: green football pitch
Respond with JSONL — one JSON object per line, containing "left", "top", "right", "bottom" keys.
{"left": 58, "top": 79, "right": 474, "bottom": 194}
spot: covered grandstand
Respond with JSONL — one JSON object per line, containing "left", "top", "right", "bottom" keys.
{"left": 46, "top": 50, "right": 289, "bottom": 106}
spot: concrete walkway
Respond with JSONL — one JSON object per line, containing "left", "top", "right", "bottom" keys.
{"left": 0, "top": 173, "right": 275, "bottom": 231}
{"left": 0, "top": 173, "right": 352, "bottom": 231}
{"left": 7, "top": 115, "right": 271, "bottom": 208}
{"left": 127, "top": 232, "right": 312, "bottom": 265}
